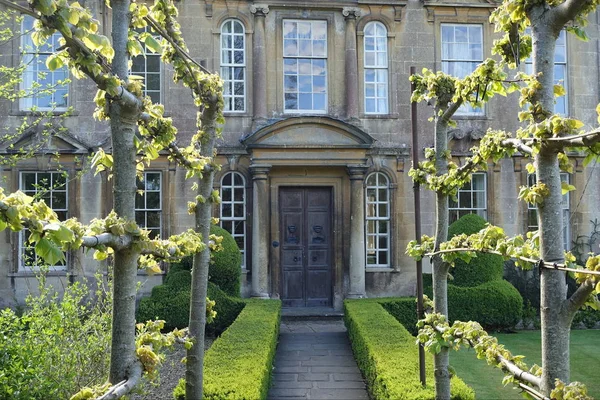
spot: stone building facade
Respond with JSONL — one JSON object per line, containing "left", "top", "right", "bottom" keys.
{"left": 1, "top": 0, "right": 600, "bottom": 309}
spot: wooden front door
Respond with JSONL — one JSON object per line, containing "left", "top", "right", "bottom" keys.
{"left": 280, "top": 187, "right": 332, "bottom": 307}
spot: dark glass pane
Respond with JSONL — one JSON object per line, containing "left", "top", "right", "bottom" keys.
{"left": 135, "top": 211, "right": 145, "bottom": 227}
{"left": 132, "top": 57, "right": 145, "bottom": 73}
{"left": 221, "top": 220, "right": 232, "bottom": 233}
{"left": 379, "top": 221, "right": 388, "bottom": 234}
{"left": 146, "top": 173, "right": 161, "bottom": 190}
{"left": 55, "top": 211, "right": 67, "bottom": 220}
{"left": 459, "top": 192, "right": 470, "bottom": 208}
{"left": 234, "top": 204, "right": 244, "bottom": 217}
{"left": 379, "top": 251, "right": 388, "bottom": 265}
{"left": 147, "top": 211, "right": 161, "bottom": 229}
{"left": 234, "top": 67, "right": 244, "bottom": 80}
{"left": 147, "top": 73, "right": 160, "bottom": 91}
{"left": 234, "top": 221, "right": 245, "bottom": 235}
{"left": 222, "top": 188, "right": 232, "bottom": 202}
{"left": 378, "top": 188, "right": 388, "bottom": 202}
{"left": 233, "top": 173, "right": 243, "bottom": 186}
{"left": 233, "top": 21, "right": 243, "bottom": 34}
{"left": 52, "top": 172, "right": 66, "bottom": 188}
{"left": 52, "top": 193, "right": 67, "bottom": 210}
{"left": 23, "top": 173, "right": 36, "bottom": 190}
{"left": 285, "top": 93, "right": 297, "bottom": 110}
{"left": 284, "top": 75, "right": 297, "bottom": 92}
{"left": 147, "top": 55, "right": 160, "bottom": 71}
{"left": 234, "top": 51, "right": 243, "bottom": 64}
{"left": 378, "top": 235, "right": 388, "bottom": 249}
{"left": 149, "top": 92, "right": 160, "bottom": 104}
{"left": 146, "top": 192, "right": 160, "bottom": 209}
{"left": 221, "top": 204, "right": 232, "bottom": 218}
{"left": 149, "top": 228, "right": 160, "bottom": 239}
{"left": 234, "top": 82, "right": 244, "bottom": 95}
{"left": 135, "top": 193, "right": 145, "bottom": 209}
{"left": 234, "top": 35, "right": 244, "bottom": 49}
{"left": 367, "top": 254, "right": 376, "bottom": 265}
{"left": 378, "top": 203, "right": 388, "bottom": 218}
{"left": 222, "top": 173, "right": 232, "bottom": 186}
{"left": 233, "top": 187, "right": 244, "bottom": 202}
{"left": 38, "top": 173, "right": 51, "bottom": 189}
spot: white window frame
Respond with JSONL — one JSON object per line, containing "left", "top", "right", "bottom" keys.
{"left": 449, "top": 172, "right": 487, "bottom": 223}
{"left": 363, "top": 21, "right": 389, "bottom": 115}
{"left": 365, "top": 172, "right": 391, "bottom": 268}
{"left": 527, "top": 173, "right": 570, "bottom": 250}
{"left": 131, "top": 26, "right": 162, "bottom": 104}
{"left": 219, "top": 172, "right": 247, "bottom": 269}
{"left": 135, "top": 171, "right": 162, "bottom": 239}
{"left": 283, "top": 19, "right": 328, "bottom": 114}
{"left": 220, "top": 19, "right": 246, "bottom": 113}
{"left": 19, "top": 171, "right": 68, "bottom": 271}
{"left": 440, "top": 23, "right": 484, "bottom": 116}
{"left": 20, "top": 16, "right": 69, "bottom": 111}
{"left": 525, "top": 29, "right": 568, "bottom": 115}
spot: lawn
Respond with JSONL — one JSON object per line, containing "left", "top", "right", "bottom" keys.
{"left": 451, "top": 330, "right": 600, "bottom": 400}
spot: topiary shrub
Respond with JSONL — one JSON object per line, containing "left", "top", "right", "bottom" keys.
{"left": 423, "top": 276, "right": 523, "bottom": 331}
{"left": 447, "top": 214, "right": 504, "bottom": 286}
{"left": 164, "top": 225, "right": 242, "bottom": 297}
{"left": 209, "top": 225, "right": 242, "bottom": 297}
{"left": 136, "top": 262, "right": 245, "bottom": 334}
{"left": 379, "top": 298, "right": 419, "bottom": 336}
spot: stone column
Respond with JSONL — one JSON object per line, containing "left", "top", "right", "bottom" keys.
{"left": 343, "top": 7, "right": 361, "bottom": 123}
{"left": 250, "top": 164, "right": 271, "bottom": 298}
{"left": 347, "top": 165, "right": 367, "bottom": 298}
{"left": 250, "top": 4, "right": 269, "bottom": 124}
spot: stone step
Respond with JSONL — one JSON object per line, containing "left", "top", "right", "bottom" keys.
{"left": 281, "top": 307, "right": 344, "bottom": 321}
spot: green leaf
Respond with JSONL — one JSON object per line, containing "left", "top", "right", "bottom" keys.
{"left": 82, "top": 33, "right": 104, "bottom": 51}
{"left": 93, "top": 250, "right": 107, "bottom": 261}
{"left": 553, "top": 84, "right": 566, "bottom": 98}
{"left": 561, "top": 181, "right": 576, "bottom": 195}
{"left": 46, "top": 224, "right": 74, "bottom": 243}
{"left": 0, "top": 219, "right": 6, "bottom": 232}
{"left": 526, "top": 163, "right": 535, "bottom": 174}
{"left": 46, "top": 54, "right": 64, "bottom": 71}
{"left": 144, "top": 35, "right": 162, "bottom": 53}
{"left": 35, "top": 238, "right": 65, "bottom": 265}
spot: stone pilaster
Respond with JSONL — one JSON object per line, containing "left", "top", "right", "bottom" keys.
{"left": 250, "top": 4, "right": 269, "bottom": 125}
{"left": 250, "top": 164, "right": 271, "bottom": 298}
{"left": 347, "top": 165, "right": 367, "bottom": 298}
{"left": 343, "top": 7, "right": 361, "bottom": 123}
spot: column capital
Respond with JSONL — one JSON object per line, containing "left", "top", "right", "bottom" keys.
{"left": 347, "top": 165, "right": 368, "bottom": 180}
{"left": 342, "top": 7, "right": 361, "bottom": 20}
{"left": 250, "top": 4, "right": 270, "bottom": 16}
{"left": 250, "top": 164, "right": 272, "bottom": 180}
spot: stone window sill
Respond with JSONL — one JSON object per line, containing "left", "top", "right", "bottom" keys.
{"left": 365, "top": 267, "right": 397, "bottom": 273}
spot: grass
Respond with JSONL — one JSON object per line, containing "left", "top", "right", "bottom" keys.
{"left": 450, "top": 330, "right": 600, "bottom": 399}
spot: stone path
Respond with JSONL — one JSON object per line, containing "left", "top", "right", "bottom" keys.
{"left": 268, "top": 319, "right": 369, "bottom": 400}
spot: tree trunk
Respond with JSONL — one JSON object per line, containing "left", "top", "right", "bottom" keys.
{"left": 108, "top": 0, "right": 141, "bottom": 384}
{"left": 531, "top": 21, "right": 570, "bottom": 395}
{"left": 186, "top": 102, "right": 219, "bottom": 400}
{"left": 433, "top": 117, "right": 451, "bottom": 400}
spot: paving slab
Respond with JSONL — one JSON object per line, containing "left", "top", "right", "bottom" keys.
{"left": 267, "top": 319, "right": 368, "bottom": 400}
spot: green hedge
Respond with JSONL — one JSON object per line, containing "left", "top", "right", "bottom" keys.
{"left": 378, "top": 297, "right": 419, "bottom": 336}
{"left": 344, "top": 300, "right": 475, "bottom": 400}
{"left": 209, "top": 225, "right": 243, "bottom": 297}
{"left": 448, "top": 214, "right": 504, "bottom": 286}
{"left": 173, "top": 299, "right": 281, "bottom": 400}
{"left": 423, "top": 277, "right": 523, "bottom": 330}
{"left": 137, "top": 278, "right": 245, "bottom": 335}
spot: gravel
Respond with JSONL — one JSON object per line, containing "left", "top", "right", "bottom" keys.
{"left": 131, "top": 337, "right": 215, "bottom": 400}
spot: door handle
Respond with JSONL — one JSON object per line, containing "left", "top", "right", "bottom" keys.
{"left": 293, "top": 256, "right": 300, "bottom": 262}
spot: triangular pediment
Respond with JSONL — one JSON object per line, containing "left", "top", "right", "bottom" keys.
{"left": 0, "top": 128, "right": 90, "bottom": 154}
{"left": 242, "top": 117, "right": 375, "bottom": 149}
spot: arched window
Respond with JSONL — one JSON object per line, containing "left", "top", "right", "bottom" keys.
{"left": 220, "top": 172, "right": 246, "bottom": 268}
{"left": 220, "top": 19, "right": 246, "bottom": 112}
{"left": 364, "top": 22, "right": 388, "bottom": 114}
{"left": 365, "top": 172, "right": 390, "bottom": 267}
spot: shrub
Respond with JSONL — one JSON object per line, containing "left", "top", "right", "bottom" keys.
{"left": 0, "top": 276, "right": 111, "bottom": 400}
{"left": 344, "top": 300, "right": 475, "bottom": 400}
{"left": 447, "top": 214, "right": 504, "bottom": 286}
{"left": 164, "top": 225, "right": 242, "bottom": 297}
{"left": 209, "top": 225, "right": 242, "bottom": 297}
{"left": 173, "top": 299, "right": 281, "bottom": 400}
{"left": 423, "top": 276, "right": 523, "bottom": 330}
{"left": 137, "top": 281, "right": 244, "bottom": 334}
{"left": 379, "top": 297, "right": 419, "bottom": 335}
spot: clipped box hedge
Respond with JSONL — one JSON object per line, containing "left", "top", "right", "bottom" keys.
{"left": 378, "top": 297, "right": 419, "bottom": 336}
{"left": 174, "top": 299, "right": 281, "bottom": 400}
{"left": 344, "top": 300, "right": 475, "bottom": 400}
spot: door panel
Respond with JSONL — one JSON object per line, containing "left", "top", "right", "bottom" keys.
{"left": 280, "top": 187, "right": 332, "bottom": 307}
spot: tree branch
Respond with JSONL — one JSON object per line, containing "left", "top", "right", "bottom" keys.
{"left": 498, "top": 355, "right": 542, "bottom": 388}
{"left": 566, "top": 279, "right": 595, "bottom": 317}
{"left": 545, "top": 128, "right": 600, "bottom": 147}
{"left": 502, "top": 138, "right": 534, "bottom": 155}
{"left": 441, "top": 99, "right": 463, "bottom": 124}
{"left": 0, "top": 0, "right": 37, "bottom": 18}
{"left": 96, "top": 361, "right": 143, "bottom": 400}
{"left": 553, "top": 0, "right": 596, "bottom": 28}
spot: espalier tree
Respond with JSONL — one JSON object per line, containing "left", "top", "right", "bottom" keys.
{"left": 407, "top": 0, "right": 600, "bottom": 399}
{"left": 0, "top": 0, "right": 224, "bottom": 398}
